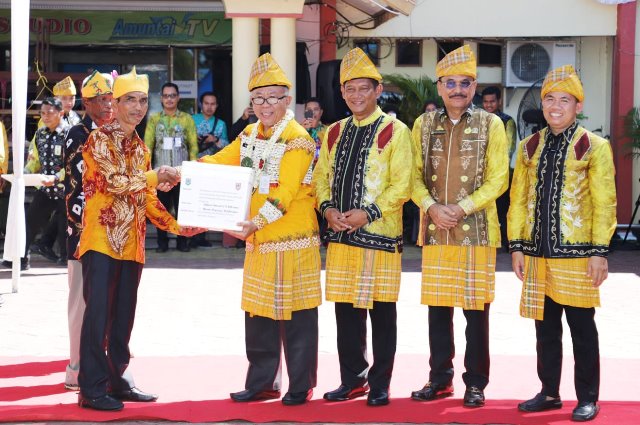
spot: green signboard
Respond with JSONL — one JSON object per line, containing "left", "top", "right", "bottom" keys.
{"left": 0, "top": 10, "right": 231, "bottom": 45}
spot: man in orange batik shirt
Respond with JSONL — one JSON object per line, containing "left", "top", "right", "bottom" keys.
{"left": 76, "top": 67, "right": 202, "bottom": 412}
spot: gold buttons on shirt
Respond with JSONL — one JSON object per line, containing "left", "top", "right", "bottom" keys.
{"left": 461, "top": 175, "right": 468, "bottom": 182}
{"left": 431, "top": 175, "right": 437, "bottom": 181}
{"left": 429, "top": 224, "right": 436, "bottom": 231}
{"left": 462, "top": 224, "right": 470, "bottom": 231}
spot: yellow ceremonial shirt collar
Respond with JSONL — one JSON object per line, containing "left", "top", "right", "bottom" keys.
{"left": 351, "top": 106, "right": 383, "bottom": 127}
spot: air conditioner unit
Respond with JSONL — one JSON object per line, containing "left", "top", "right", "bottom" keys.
{"left": 505, "top": 41, "right": 576, "bottom": 87}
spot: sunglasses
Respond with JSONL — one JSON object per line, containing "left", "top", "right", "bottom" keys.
{"left": 440, "top": 79, "right": 473, "bottom": 90}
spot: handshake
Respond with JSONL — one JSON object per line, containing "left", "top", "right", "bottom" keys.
{"left": 155, "top": 165, "right": 181, "bottom": 192}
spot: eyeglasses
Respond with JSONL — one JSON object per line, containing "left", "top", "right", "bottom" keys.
{"left": 162, "top": 93, "right": 178, "bottom": 99}
{"left": 251, "top": 95, "right": 287, "bottom": 105}
{"left": 440, "top": 79, "right": 473, "bottom": 90}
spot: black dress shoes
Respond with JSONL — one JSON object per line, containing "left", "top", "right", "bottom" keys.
{"left": 78, "top": 394, "right": 124, "bottom": 411}
{"left": 31, "top": 243, "right": 59, "bottom": 262}
{"left": 111, "top": 387, "right": 158, "bottom": 402}
{"left": 230, "top": 389, "right": 281, "bottom": 402}
{"left": 367, "top": 388, "right": 389, "bottom": 406}
{"left": 411, "top": 381, "right": 454, "bottom": 401}
{"left": 282, "top": 389, "right": 313, "bottom": 406}
{"left": 156, "top": 245, "right": 168, "bottom": 253}
{"left": 176, "top": 245, "right": 190, "bottom": 253}
{"left": 323, "top": 383, "right": 369, "bottom": 401}
{"left": 572, "top": 401, "right": 599, "bottom": 422}
{"left": 2, "top": 258, "right": 30, "bottom": 271}
{"left": 463, "top": 386, "right": 485, "bottom": 407}
{"left": 518, "top": 392, "right": 563, "bottom": 412}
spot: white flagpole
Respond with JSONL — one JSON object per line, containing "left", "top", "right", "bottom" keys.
{"left": 3, "top": 0, "right": 31, "bottom": 291}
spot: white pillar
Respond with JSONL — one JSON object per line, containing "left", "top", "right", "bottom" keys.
{"left": 232, "top": 17, "right": 259, "bottom": 121}
{"left": 270, "top": 17, "right": 297, "bottom": 104}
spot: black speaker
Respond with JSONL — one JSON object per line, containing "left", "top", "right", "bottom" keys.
{"left": 316, "top": 60, "right": 350, "bottom": 124}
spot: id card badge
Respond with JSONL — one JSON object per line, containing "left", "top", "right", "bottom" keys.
{"left": 54, "top": 145, "right": 62, "bottom": 156}
{"left": 174, "top": 137, "right": 182, "bottom": 148}
{"left": 258, "top": 174, "right": 270, "bottom": 194}
{"left": 162, "top": 137, "right": 173, "bottom": 150}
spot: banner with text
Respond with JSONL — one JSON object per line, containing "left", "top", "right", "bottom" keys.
{"left": 0, "top": 10, "right": 231, "bottom": 45}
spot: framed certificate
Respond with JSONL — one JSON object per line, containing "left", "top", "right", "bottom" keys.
{"left": 177, "top": 161, "right": 254, "bottom": 231}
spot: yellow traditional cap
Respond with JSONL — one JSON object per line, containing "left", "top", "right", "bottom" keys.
{"left": 81, "top": 70, "right": 114, "bottom": 98}
{"left": 541, "top": 65, "right": 584, "bottom": 102}
{"left": 339, "top": 47, "right": 382, "bottom": 85}
{"left": 113, "top": 67, "right": 149, "bottom": 99}
{"left": 247, "top": 53, "right": 292, "bottom": 91}
{"left": 435, "top": 45, "right": 477, "bottom": 79}
{"left": 53, "top": 76, "right": 77, "bottom": 96}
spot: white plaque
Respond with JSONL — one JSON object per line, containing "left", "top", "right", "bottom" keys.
{"left": 177, "top": 161, "right": 254, "bottom": 231}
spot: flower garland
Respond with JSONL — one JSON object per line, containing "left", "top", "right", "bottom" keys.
{"left": 241, "top": 109, "right": 294, "bottom": 189}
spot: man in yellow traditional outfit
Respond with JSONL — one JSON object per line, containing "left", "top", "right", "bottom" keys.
{"left": 63, "top": 70, "right": 115, "bottom": 391}
{"left": 77, "top": 68, "right": 198, "bottom": 412}
{"left": 313, "top": 48, "right": 412, "bottom": 407}
{"left": 410, "top": 45, "right": 509, "bottom": 408}
{"left": 53, "top": 76, "right": 81, "bottom": 127}
{"left": 199, "top": 53, "right": 321, "bottom": 406}
{"left": 510, "top": 66, "right": 616, "bottom": 422}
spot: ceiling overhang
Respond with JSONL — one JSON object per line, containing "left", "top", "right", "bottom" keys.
{"left": 339, "top": 0, "right": 415, "bottom": 17}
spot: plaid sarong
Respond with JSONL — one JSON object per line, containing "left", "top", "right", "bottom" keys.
{"left": 520, "top": 256, "right": 600, "bottom": 320}
{"left": 325, "top": 243, "right": 402, "bottom": 309}
{"left": 421, "top": 245, "right": 496, "bottom": 310}
{"left": 242, "top": 245, "right": 321, "bottom": 320}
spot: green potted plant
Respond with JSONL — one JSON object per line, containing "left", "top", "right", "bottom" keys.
{"left": 624, "top": 106, "right": 640, "bottom": 158}
{"left": 382, "top": 74, "right": 440, "bottom": 126}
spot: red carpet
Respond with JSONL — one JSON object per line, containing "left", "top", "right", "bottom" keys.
{"left": 0, "top": 354, "right": 638, "bottom": 424}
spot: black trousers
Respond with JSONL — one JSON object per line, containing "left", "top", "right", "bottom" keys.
{"left": 536, "top": 296, "right": 600, "bottom": 402}
{"left": 25, "top": 190, "right": 67, "bottom": 258}
{"left": 156, "top": 184, "right": 188, "bottom": 249}
{"left": 244, "top": 308, "right": 318, "bottom": 393}
{"left": 78, "top": 250, "right": 143, "bottom": 398}
{"left": 428, "top": 304, "right": 490, "bottom": 389}
{"left": 38, "top": 210, "right": 59, "bottom": 250}
{"left": 335, "top": 301, "right": 397, "bottom": 391}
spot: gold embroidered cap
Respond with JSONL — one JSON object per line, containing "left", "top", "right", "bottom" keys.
{"left": 339, "top": 47, "right": 382, "bottom": 84}
{"left": 113, "top": 67, "right": 149, "bottom": 98}
{"left": 541, "top": 65, "right": 584, "bottom": 102}
{"left": 53, "top": 76, "right": 77, "bottom": 96}
{"left": 81, "top": 70, "right": 114, "bottom": 98}
{"left": 435, "top": 45, "right": 477, "bottom": 79}
{"left": 248, "top": 53, "right": 292, "bottom": 91}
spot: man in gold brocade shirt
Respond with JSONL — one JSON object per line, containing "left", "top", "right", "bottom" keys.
{"left": 510, "top": 66, "right": 616, "bottom": 422}
{"left": 313, "top": 47, "right": 412, "bottom": 407}
{"left": 410, "top": 45, "right": 509, "bottom": 408}
{"left": 199, "top": 53, "right": 321, "bottom": 406}
{"left": 77, "top": 68, "right": 199, "bottom": 412}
